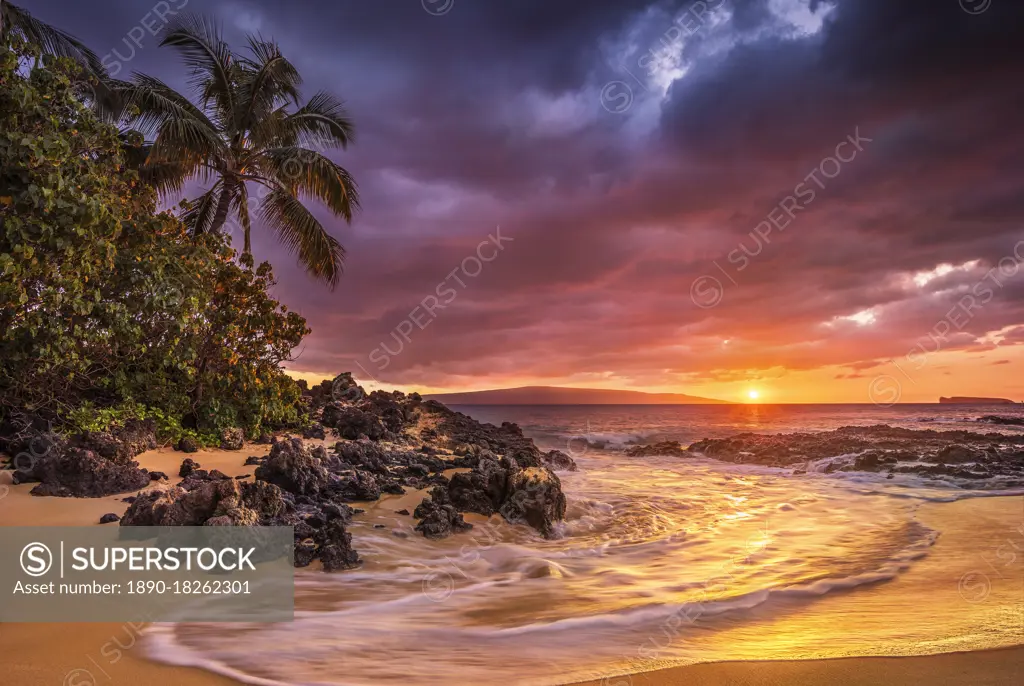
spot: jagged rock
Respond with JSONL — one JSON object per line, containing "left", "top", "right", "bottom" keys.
{"left": 235, "top": 473, "right": 251, "bottom": 480}
{"left": 359, "top": 391, "right": 409, "bottom": 434}
{"left": 244, "top": 455, "right": 265, "bottom": 466}
{"left": 20, "top": 448, "right": 151, "bottom": 498}
{"left": 179, "top": 458, "right": 201, "bottom": 477}
{"left": 220, "top": 427, "right": 244, "bottom": 451}
{"left": 317, "top": 520, "right": 360, "bottom": 571}
{"left": 322, "top": 404, "right": 386, "bottom": 440}
{"left": 626, "top": 441, "right": 689, "bottom": 458}
{"left": 302, "top": 423, "right": 327, "bottom": 440}
{"left": 208, "top": 469, "right": 232, "bottom": 480}
{"left": 447, "top": 458, "right": 508, "bottom": 515}
{"left": 99, "top": 513, "right": 120, "bottom": 524}
{"left": 149, "top": 471, "right": 169, "bottom": 481}
{"left": 255, "top": 433, "right": 274, "bottom": 444}
{"left": 936, "top": 444, "right": 984, "bottom": 464}
{"left": 396, "top": 508, "right": 410, "bottom": 515}
{"left": 176, "top": 437, "right": 200, "bottom": 453}
{"left": 540, "top": 449, "right": 578, "bottom": 471}
{"left": 254, "top": 438, "right": 331, "bottom": 496}
{"left": 120, "top": 479, "right": 285, "bottom": 527}
{"left": 70, "top": 419, "right": 157, "bottom": 464}
{"left": 414, "top": 487, "right": 472, "bottom": 539}
{"left": 501, "top": 467, "right": 566, "bottom": 539}
{"left": 294, "top": 539, "right": 317, "bottom": 567}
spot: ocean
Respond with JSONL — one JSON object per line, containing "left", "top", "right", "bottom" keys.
{"left": 149, "top": 404, "right": 1024, "bottom": 685}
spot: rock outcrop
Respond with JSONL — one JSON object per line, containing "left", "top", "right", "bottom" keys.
{"left": 16, "top": 447, "right": 151, "bottom": 497}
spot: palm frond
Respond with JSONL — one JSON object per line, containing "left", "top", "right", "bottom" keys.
{"left": 180, "top": 181, "right": 224, "bottom": 236}
{"left": 160, "top": 14, "right": 234, "bottom": 128}
{"left": 257, "top": 188, "right": 345, "bottom": 288}
{"left": 122, "top": 73, "right": 221, "bottom": 139}
{"left": 257, "top": 146, "right": 359, "bottom": 221}
{"left": 279, "top": 91, "right": 354, "bottom": 149}
{"left": 3, "top": 2, "right": 105, "bottom": 75}
{"left": 235, "top": 36, "right": 301, "bottom": 130}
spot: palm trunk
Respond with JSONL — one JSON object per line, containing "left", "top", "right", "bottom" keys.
{"left": 209, "top": 177, "right": 235, "bottom": 235}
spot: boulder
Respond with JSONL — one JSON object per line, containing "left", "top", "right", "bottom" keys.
{"left": 302, "top": 423, "right": 327, "bottom": 440}
{"left": 414, "top": 487, "right": 472, "bottom": 539}
{"left": 317, "top": 520, "right": 360, "bottom": 571}
{"left": 21, "top": 448, "right": 151, "bottom": 498}
{"left": 219, "top": 427, "right": 244, "bottom": 451}
{"left": 179, "top": 458, "right": 201, "bottom": 477}
{"left": 500, "top": 467, "right": 566, "bottom": 539}
{"left": 936, "top": 444, "right": 984, "bottom": 464}
{"left": 254, "top": 438, "right": 331, "bottom": 496}
{"left": 176, "top": 437, "right": 200, "bottom": 453}
{"left": 625, "top": 441, "right": 688, "bottom": 458}
{"left": 120, "top": 479, "right": 285, "bottom": 527}
{"left": 71, "top": 419, "right": 157, "bottom": 464}
{"left": 540, "top": 449, "right": 578, "bottom": 471}
{"left": 322, "top": 404, "right": 386, "bottom": 440}
{"left": 447, "top": 458, "right": 508, "bottom": 515}
{"left": 99, "top": 513, "right": 120, "bottom": 524}
{"left": 149, "top": 471, "right": 169, "bottom": 481}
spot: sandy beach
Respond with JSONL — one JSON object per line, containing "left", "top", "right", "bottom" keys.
{"left": 1, "top": 445, "right": 1021, "bottom": 686}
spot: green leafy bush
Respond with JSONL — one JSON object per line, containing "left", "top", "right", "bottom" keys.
{"left": 0, "top": 42, "right": 310, "bottom": 442}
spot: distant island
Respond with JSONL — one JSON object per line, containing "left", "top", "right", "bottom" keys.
{"left": 939, "top": 396, "right": 1017, "bottom": 405}
{"left": 425, "top": 386, "right": 730, "bottom": 405}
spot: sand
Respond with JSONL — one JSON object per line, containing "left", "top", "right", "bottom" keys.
{"left": 1, "top": 447, "right": 1022, "bottom": 685}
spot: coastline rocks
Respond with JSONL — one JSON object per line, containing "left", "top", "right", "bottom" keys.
{"left": 447, "top": 458, "right": 508, "bottom": 515}
{"left": 317, "top": 519, "right": 360, "bottom": 571}
{"left": 501, "top": 467, "right": 566, "bottom": 539}
{"left": 99, "top": 513, "right": 121, "bottom": 524}
{"left": 71, "top": 419, "right": 157, "bottom": 464}
{"left": 120, "top": 478, "right": 285, "bottom": 527}
{"left": 254, "top": 438, "right": 331, "bottom": 496}
{"left": 540, "top": 449, "right": 578, "bottom": 472}
{"left": 178, "top": 458, "right": 201, "bottom": 478}
{"left": 978, "top": 415, "right": 1024, "bottom": 426}
{"left": 414, "top": 487, "right": 473, "bottom": 539}
{"left": 322, "top": 404, "right": 386, "bottom": 440}
{"left": 176, "top": 437, "right": 200, "bottom": 453}
{"left": 625, "top": 441, "right": 688, "bottom": 458}
{"left": 302, "top": 423, "right": 327, "bottom": 440}
{"left": 219, "top": 427, "right": 244, "bottom": 451}
{"left": 935, "top": 444, "right": 984, "bottom": 464}
{"left": 20, "top": 448, "right": 151, "bottom": 497}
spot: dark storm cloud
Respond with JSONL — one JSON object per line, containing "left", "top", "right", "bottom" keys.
{"left": 24, "top": 0, "right": 1024, "bottom": 391}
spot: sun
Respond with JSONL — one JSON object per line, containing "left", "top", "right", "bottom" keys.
{"left": 747, "top": 389, "right": 760, "bottom": 401}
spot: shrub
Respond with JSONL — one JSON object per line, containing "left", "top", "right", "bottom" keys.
{"left": 0, "top": 43, "right": 310, "bottom": 442}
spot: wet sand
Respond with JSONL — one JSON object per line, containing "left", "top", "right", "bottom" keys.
{"left": 1, "top": 448, "right": 1021, "bottom": 686}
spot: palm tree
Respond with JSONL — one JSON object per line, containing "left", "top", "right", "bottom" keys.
{"left": 123, "top": 15, "right": 358, "bottom": 288}
{"left": 1, "top": 0, "right": 103, "bottom": 73}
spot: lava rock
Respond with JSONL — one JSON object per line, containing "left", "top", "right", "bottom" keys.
{"left": 176, "top": 437, "right": 200, "bottom": 453}
{"left": 500, "top": 467, "right": 566, "bottom": 539}
{"left": 220, "top": 427, "right": 245, "bottom": 451}
{"left": 149, "top": 471, "right": 169, "bottom": 481}
{"left": 254, "top": 438, "right": 330, "bottom": 496}
{"left": 22, "top": 448, "right": 151, "bottom": 498}
{"left": 179, "top": 458, "right": 201, "bottom": 477}
{"left": 99, "top": 513, "right": 121, "bottom": 524}
{"left": 302, "top": 423, "right": 327, "bottom": 440}
{"left": 540, "top": 449, "right": 578, "bottom": 472}
{"left": 413, "top": 487, "right": 472, "bottom": 539}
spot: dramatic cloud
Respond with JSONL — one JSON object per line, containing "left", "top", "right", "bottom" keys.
{"left": 30, "top": 0, "right": 1024, "bottom": 401}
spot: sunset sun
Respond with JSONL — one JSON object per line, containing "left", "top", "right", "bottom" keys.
{"left": 747, "top": 389, "right": 760, "bottom": 401}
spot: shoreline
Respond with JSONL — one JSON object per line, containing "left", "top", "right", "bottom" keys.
{"left": 571, "top": 645, "right": 1024, "bottom": 686}
{"left": 2, "top": 448, "right": 1022, "bottom": 685}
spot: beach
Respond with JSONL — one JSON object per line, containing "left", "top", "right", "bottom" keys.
{"left": 2, "top": 417, "right": 1022, "bottom": 685}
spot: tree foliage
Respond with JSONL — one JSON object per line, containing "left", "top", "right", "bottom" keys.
{"left": 0, "top": 43, "right": 310, "bottom": 443}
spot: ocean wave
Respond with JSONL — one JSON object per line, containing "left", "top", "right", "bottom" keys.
{"left": 564, "top": 430, "right": 657, "bottom": 451}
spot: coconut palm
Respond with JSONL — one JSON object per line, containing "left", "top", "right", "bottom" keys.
{"left": 123, "top": 15, "right": 358, "bottom": 287}
{"left": 1, "top": 0, "right": 102, "bottom": 73}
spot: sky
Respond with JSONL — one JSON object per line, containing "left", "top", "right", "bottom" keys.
{"left": 31, "top": 0, "right": 1024, "bottom": 403}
